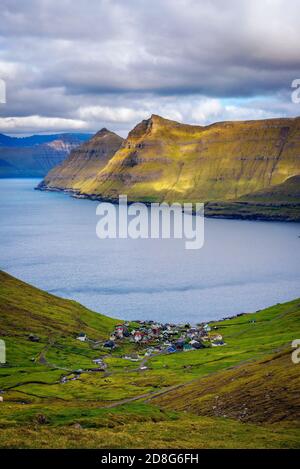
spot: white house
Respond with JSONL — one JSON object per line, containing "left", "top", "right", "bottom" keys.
{"left": 76, "top": 333, "right": 87, "bottom": 342}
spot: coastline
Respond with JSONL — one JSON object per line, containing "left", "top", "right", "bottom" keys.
{"left": 36, "top": 183, "right": 300, "bottom": 222}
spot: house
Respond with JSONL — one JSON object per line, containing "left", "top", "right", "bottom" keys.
{"left": 203, "top": 324, "right": 211, "bottom": 333}
{"left": 115, "top": 324, "right": 125, "bottom": 339}
{"left": 166, "top": 345, "right": 177, "bottom": 353}
{"left": 103, "top": 340, "right": 115, "bottom": 349}
{"left": 211, "top": 340, "right": 226, "bottom": 347}
{"left": 175, "top": 339, "right": 185, "bottom": 350}
{"left": 190, "top": 339, "right": 204, "bottom": 349}
{"left": 133, "top": 331, "right": 143, "bottom": 342}
{"left": 151, "top": 324, "right": 161, "bottom": 336}
{"left": 211, "top": 334, "right": 223, "bottom": 342}
{"left": 76, "top": 333, "right": 87, "bottom": 342}
{"left": 92, "top": 358, "right": 105, "bottom": 366}
{"left": 28, "top": 334, "right": 40, "bottom": 342}
{"left": 183, "top": 344, "right": 193, "bottom": 352}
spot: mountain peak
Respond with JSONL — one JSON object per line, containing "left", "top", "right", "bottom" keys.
{"left": 127, "top": 114, "right": 175, "bottom": 140}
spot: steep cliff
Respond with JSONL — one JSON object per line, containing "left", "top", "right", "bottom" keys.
{"left": 40, "top": 128, "right": 123, "bottom": 190}
{"left": 78, "top": 115, "right": 300, "bottom": 204}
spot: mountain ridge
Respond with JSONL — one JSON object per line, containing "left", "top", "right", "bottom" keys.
{"left": 0, "top": 132, "right": 92, "bottom": 178}
{"left": 39, "top": 115, "right": 300, "bottom": 220}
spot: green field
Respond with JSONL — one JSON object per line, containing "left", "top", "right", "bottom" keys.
{"left": 0, "top": 270, "right": 299, "bottom": 448}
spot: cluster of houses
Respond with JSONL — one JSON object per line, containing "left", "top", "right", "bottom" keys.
{"left": 101, "top": 320, "right": 226, "bottom": 356}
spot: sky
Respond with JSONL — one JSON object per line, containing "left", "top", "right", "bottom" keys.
{"left": 0, "top": 0, "right": 300, "bottom": 136}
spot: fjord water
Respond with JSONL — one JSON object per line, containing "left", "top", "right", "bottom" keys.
{"left": 1, "top": 179, "right": 299, "bottom": 323}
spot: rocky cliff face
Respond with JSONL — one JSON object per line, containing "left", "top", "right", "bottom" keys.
{"left": 0, "top": 133, "right": 91, "bottom": 178}
{"left": 77, "top": 115, "right": 300, "bottom": 204}
{"left": 41, "top": 128, "right": 123, "bottom": 190}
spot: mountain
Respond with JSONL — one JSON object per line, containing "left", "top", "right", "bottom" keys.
{"left": 205, "top": 175, "right": 300, "bottom": 221}
{"left": 0, "top": 133, "right": 91, "bottom": 178}
{"left": 0, "top": 270, "right": 299, "bottom": 448}
{"left": 39, "top": 128, "right": 123, "bottom": 190}
{"left": 39, "top": 115, "right": 300, "bottom": 220}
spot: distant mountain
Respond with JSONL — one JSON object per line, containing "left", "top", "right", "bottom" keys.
{"left": 39, "top": 115, "right": 300, "bottom": 220}
{"left": 0, "top": 133, "right": 92, "bottom": 178}
{"left": 39, "top": 128, "right": 123, "bottom": 190}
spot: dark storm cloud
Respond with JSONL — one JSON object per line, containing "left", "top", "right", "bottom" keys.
{"left": 0, "top": 0, "right": 299, "bottom": 134}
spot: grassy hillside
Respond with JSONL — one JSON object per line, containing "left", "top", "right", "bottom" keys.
{"left": 0, "top": 270, "right": 118, "bottom": 340}
{"left": 39, "top": 129, "right": 123, "bottom": 190}
{"left": 205, "top": 175, "right": 300, "bottom": 221}
{"left": 154, "top": 349, "right": 300, "bottom": 424}
{"left": 0, "top": 271, "right": 299, "bottom": 448}
{"left": 79, "top": 115, "right": 300, "bottom": 203}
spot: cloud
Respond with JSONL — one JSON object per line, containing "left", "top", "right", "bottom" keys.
{"left": 0, "top": 0, "right": 299, "bottom": 135}
{"left": 0, "top": 115, "right": 88, "bottom": 133}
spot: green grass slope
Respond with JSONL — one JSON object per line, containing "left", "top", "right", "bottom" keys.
{"left": 0, "top": 270, "right": 118, "bottom": 340}
{"left": 205, "top": 175, "right": 300, "bottom": 221}
{"left": 79, "top": 115, "right": 300, "bottom": 205}
{"left": 0, "top": 271, "right": 299, "bottom": 448}
{"left": 153, "top": 349, "right": 300, "bottom": 424}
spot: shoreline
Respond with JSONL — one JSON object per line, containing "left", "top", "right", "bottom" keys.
{"left": 36, "top": 183, "right": 300, "bottom": 223}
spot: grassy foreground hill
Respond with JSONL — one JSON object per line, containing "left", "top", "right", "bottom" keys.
{"left": 0, "top": 270, "right": 299, "bottom": 448}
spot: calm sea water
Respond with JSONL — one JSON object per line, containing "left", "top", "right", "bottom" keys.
{"left": 0, "top": 179, "right": 299, "bottom": 323}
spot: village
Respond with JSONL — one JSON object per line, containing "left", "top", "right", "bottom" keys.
{"left": 76, "top": 320, "right": 226, "bottom": 371}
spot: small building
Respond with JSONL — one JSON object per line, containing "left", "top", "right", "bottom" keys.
{"left": 211, "top": 334, "right": 223, "bottom": 342}
{"left": 211, "top": 340, "right": 226, "bottom": 347}
{"left": 166, "top": 345, "right": 177, "bottom": 353}
{"left": 28, "top": 334, "right": 40, "bottom": 343}
{"left": 175, "top": 339, "right": 185, "bottom": 350}
{"left": 92, "top": 358, "right": 105, "bottom": 365}
{"left": 183, "top": 344, "right": 193, "bottom": 352}
{"left": 115, "top": 325, "right": 125, "bottom": 339}
{"left": 103, "top": 340, "right": 115, "bottom": 349}
{"left": 133, "top": 331, "right": 143, "bottom": 343}
{"left": 203, "top": 324, "right": 211, "bottom": 333}
{"left": 190, "top": 339, "right": 204, "bottom": 350}
{"left": 76, "top": 333, "right": 87, "bottom": 342}
{"left": 151, "top": 324, "right": 161, "bottom": 336}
